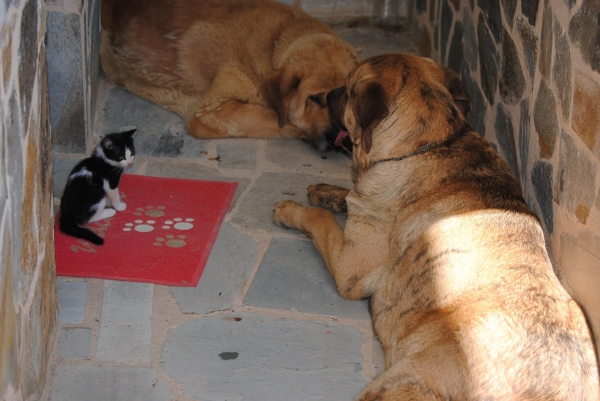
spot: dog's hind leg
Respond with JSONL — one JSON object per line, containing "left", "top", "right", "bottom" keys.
{"left": 358, "top": 382, "right": 438, "bottom": 401}
{"left": 188, "top": 67, "right": 305, "bottom": 140}
{"left": 273, "top": 200, "right": 389, "bottom": 300}
{"left": 356, "top": 364, "right": 441, "bottom": 401}
{"left": 189, "top": 99, "right": 304, "bottom": 139}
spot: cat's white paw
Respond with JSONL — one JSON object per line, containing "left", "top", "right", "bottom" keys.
{"left": 114, "top": 202, "right": 127, "bottom": 211}
{"left": 104, "top": 208, "right": 117, "bottom": 218}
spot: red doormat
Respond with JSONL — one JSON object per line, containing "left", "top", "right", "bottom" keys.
{"left": 54, "top": 174, "right": 237, "bottom": 287}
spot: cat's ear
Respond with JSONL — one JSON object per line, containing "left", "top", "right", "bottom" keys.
{"left": 102, "top": 137, "right": 114, "bottom": 149}
{"left": 123, "top": 129, "right": 137, "bottom": 138}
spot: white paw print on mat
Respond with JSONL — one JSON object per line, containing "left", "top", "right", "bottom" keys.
{"left": 162, "top": 217, "right": 194, "bottom": 231}
{"left": 123, "top": 220, "right": 156, "bottom": 232}
{"left": 134, "top": 205, "right": 166, "bottom": 218}
{"left": 154, "top": 235, "right": 187, "bottom": 248}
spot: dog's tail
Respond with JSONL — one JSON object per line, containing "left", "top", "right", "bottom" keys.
{"left": 59, "top": 213, "right": 104, "bottom": 245}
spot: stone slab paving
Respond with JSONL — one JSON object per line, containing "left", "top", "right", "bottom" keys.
{"left": 265, "top": 139, "right": 352, "bottom": 174}
{"left": 217, "top": 142, "right": 259, "bottom": 170}
{"left": 245, "top": 238, "right": 371, "bottom": 320}
{"left": 145, "top": 158, "right": 251, "bottom": 210}
{"left": 57, "top": 328, "right": 92, "bottom": 359}
{"left": 171, "top": 223, "right": 257, "bottom": 314}
{"left": 57, "top": 280, "right": 87, "bottom": 324}
{"left": 51, "top": 366, "right": 171, "bottom": 401}
{"left": 160, "top": 312, "right": 366, "bottom": 401}
{"left": 232, "top": 171, "right": 351, "bottom": 233}
{"left": 96, "top": 281, "right": 154, "bottom": 364}
{"left": 47, "top": 23, "right": 416, "bottom": 401}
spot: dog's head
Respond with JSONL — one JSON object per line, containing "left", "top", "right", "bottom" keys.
{"left": 326, "top": 53, "right": 471, "bottom": 175}
{"left": 262, "top": 36, "right": 358, "bottom": 152}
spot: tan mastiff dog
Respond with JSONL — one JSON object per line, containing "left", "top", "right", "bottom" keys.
{"left": 273, "top": 54, "right": 600, "bottom": 400}
{"left": 100, "top": 0, "right": 357, "bottom": 151}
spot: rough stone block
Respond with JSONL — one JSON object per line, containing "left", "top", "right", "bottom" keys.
{"left": 521, "top": 0, "right": 539, "bottom": 25}
{"left": 46, "top": 11, "right": 86, "bottom": 153}
{"left": 0, "top": 224, "right": 18, "bottom": 395}
{"left": 569, "top": 0, "right": 600, "bottom": 73}
{"left": 463, "top": 11, "right": 478, "bottom": 71}
{"left": 83, "top": 0, "right": 101, "bottom": 140}
{"left": 460, "top": 65, "right": 487, "bottom": 137}
{"left": 99, "top": 87, "right": 208, "bottom": 158}
{"left": 539, "top": 3, "right": 553, "bottom": 81}
{"left": 440, "top": 0, "right": 453, "bottom": 63}
{"left": 501, "top": 0, "right": 517, "bottom": 28}
{"left": 160, "top": 313, "right": 366, "bottom": 401}
{"left": 517, "top": 16, "right": 538, "bottom": 83}
{"left": 57, "top": 280, "right": 87, "bottom": 324}
{"left": 533, "top": 79, "right": 558, "bottom": 158}
{"left": 245, "top": 238, "right": 371, "bottom": 320}
{"left": 531, "top": 160, "right": 553, "bottom": 234}
{"left": 477, "top": 13, "right": 499, "bottom": 105}
{"left": 96, "top": 281, "right": 153, "bottom": 364}
{"left": 494, "top": 103, "right": 519, "bottom": 180}
{"left": 447, "top": 20, "right": 463, "bottom": 73}
{"left": 499, "top": 30, "right": 525, "bottom": 104}
{"left": 552, "top": 19, "right": 572, "bottom": 119}
{"left": 18, "top": 0, "right": 37, "bottom": 131}
{"left": 171, "top": 224, "right": 257, "bottom": 314}
{"left": 518, "top": 99, "right": 530, "bottom": 187}
{"left": 51, "top": 366, "right": 171, "bottom": 401}
{"left": 478, "top": 0, "right": 502, "bottom": 42}
{"left": 572, "top": 71, "right": 600, "bottom": 157}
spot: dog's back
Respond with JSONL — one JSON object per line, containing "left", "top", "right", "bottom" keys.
{"left": 361, "top": 133, "right": 600, "bottom": 400}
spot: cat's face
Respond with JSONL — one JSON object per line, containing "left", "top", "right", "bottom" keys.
{"left": 101, "top": 129, "right": 136, "bottom": 168}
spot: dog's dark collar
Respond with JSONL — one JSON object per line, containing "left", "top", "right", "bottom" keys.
{"left": 370, "top": 129, "right": 469, "bottom": 167}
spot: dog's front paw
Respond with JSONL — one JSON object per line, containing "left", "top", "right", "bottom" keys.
{"left": 307, "top": 184, "right": 348, "bottom": 212}
{"left": 273, "top": 200, "right": 303, "bottom": 229}
{"left": 114, "top": 202, "right": 127, "bottom": 212}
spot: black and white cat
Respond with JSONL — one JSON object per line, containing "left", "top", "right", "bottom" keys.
{"left": 59, "top": 129, "right": 136, "bottom": 245}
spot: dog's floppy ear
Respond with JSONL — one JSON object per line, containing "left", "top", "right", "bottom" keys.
{"left": 441, "top": 67, "right": 470, "bottom": 117}
{"left": 354, "top": 82, "right": 389, "bottom": 153}
{"left": 262, "top": 69, "right": 301, "bottom": 127}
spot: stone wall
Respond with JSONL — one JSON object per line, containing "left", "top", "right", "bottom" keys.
{"left": 46, "top": 0, "right": 100, "bottom": 154}
{"left": 409, "top": 0, "right": 600, "bottom": 361}
{"left": 277, "top": 0, "right": 407, "bottom": 22}
{"left": 1, "top": 0, "right": 58, "bottom": 399}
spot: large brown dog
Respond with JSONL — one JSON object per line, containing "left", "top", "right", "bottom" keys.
{"left": 273, "top": 54, "right": 600, "bottom": 400}
{"left": 100, "top": 0, "right": 357, "bottom": 151}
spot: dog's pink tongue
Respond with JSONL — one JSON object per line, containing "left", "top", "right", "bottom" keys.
{"left": 334, "top": 130, "right": 349, "bottom": 147}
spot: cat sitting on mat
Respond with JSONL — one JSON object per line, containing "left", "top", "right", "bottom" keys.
{"left": 59, "top": 129, "right": 136, "bottom": 245}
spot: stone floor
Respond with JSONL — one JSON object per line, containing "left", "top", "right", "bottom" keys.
{"left": 43, "top": 23, "right": 417, "bottom": 401}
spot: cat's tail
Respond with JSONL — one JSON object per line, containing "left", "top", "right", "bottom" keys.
{"left": 59, "top": 213, "right": 104, "bottom": 245}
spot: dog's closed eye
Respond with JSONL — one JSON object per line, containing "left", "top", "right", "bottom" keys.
{"left": 308, "top": 94, "right": 327, "bottom": 108}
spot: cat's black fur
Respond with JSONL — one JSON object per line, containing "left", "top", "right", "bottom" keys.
{"left": 59, "top": 129, "right": 136, "bottom": 245}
